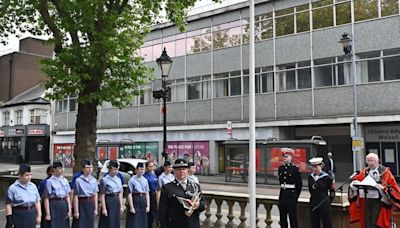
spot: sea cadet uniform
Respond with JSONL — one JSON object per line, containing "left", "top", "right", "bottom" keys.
{"left": 126, "top": 171, "right": 150, "bottom": 228}
{"left": 73, "top": 174, "right": 98, "bottom": 228}
{"left": 98, "top": 172, "right": 123, "bottom": 228}
{"left": 143, "top": 170, "right": 158, "bottom": 228}
{"left": 308, "top": 157, "right": 334, "bottom": 228}
{"left": 6, "top": 164, "right": 41, "bottom": 228}
{"left": 278, "top": 148, "right": 302, "bottom": 228}
{"left": 44, "top": 174, "right": 71, "bottom": 228}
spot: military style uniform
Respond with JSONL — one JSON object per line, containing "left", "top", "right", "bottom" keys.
{"left": 159, "top": 179, "right": 205, "bottom": 228}
{"left": 308, "top": 171, "right": 334, "bottom": 228}
{"left": 6, "top": 179, "right": 41, "bottom": 228}
{"left": 73, "top": 174, "right": 98, "bottom": 228}
{"left": 43, "top": 175, "right": 71, "bottom": 228}
{"left": 98, "top": 174, "right": 123, "bottom": 228}
{"left": 278, "top": 163, "right": 302, "bottom": 228}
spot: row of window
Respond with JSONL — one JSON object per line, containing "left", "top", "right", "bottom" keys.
{"left": 1, "top": 109, "right": 47, "bottom": 126}
{"left": 54, "top": 48, "right": 400, "bottom": 111}
{"left": 134, "top": 48, "right": 400, "bottom": 104}
{"left": 140, "top": 0, "right": 399, "bottom": 62}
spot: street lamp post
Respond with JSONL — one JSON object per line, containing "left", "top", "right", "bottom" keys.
{"left": 339, "top": 32, "right": 362, "bottom": 171}
{"left": 154, "top": 48, "right": 172, "bottom": 162}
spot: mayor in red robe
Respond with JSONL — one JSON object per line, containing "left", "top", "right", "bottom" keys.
{"left": 348, "top": 153, "right": 400, "bottom": 228}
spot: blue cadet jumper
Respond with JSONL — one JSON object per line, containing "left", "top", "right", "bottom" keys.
{"left": 143, "top": 171, "right": 158, "bottom": 228}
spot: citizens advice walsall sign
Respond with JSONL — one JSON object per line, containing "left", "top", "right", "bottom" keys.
{"left": 366, "top": 126, "right": 400, "bottom": 142}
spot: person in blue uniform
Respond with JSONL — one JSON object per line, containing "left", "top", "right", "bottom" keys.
{"left": 143, "top": 161, "right": 158, "bottom": 228}
{"left": 73, "top": 159, "right": 98, "bottom": 228}
{"left": 159, "top": 159, "right": 206, "bottom": 228}
{"left": 156, "top": 160, "right": 174, "bottom": 207}
{"left": 278, "top": 148, "right": 302, "bottom": 228}
{"left": 126, "top": 162, "right": 150, "bottom": 228}
{"left": 5, "top": 164, "right": 42, "bottom": 228}
{"left": 308, "top": 157, "right": 334, "bottom": 228}
{"left": 39, "top": 165, "right": 53, "bottom": 228}
{"left": 43, "top": 161, "right": 72, "bottom": 228}
{"left": 188, "top": 162, "right": 199, "bottom": 184}
{"left": 98, "top": 160, "right": 124, "bottom": 228}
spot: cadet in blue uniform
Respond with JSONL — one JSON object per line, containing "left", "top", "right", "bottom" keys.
{"left": 143, "top": 161, "right": 158, "bottom": 228}
{"left": 98, "top": 160, "right": 124, "bottom": 228}
{"left": 156, "top": 161, "right": 174, "bottom": 207}
{"left": 5, "top": 164, "right": 42, "bottom": 228}
{"left": 43, "top": 161, "right": 72, "bottom": 228}
{"left": 308, "top": 157, "right": 334, "bottom": 228}
{"left": 159, "top": 159, "right": 206, "bottom": 228}
{"left": 39, "top": 165, "right": 53, "bottom": 228}
{"left": 126, "top": 163, "right": 150, "bottom": 228}
{"left": 278, "top": 148, "right": 302, "bottom": 228}
{"left": 73, "top": 160, "right": 98, "bottom": 228}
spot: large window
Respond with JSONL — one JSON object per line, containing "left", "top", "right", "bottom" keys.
{"left": 187, "top": 75, "right": 211, "bottom": 100}
{"left": 277, "top": 64, "right": 296, "bottom": 91}
{"left": 314, "top": 58, "right": 336, "bottom": 87}
{"left": 312, "top": 0, "right": 334, "bottom": 29}
{"left": 381, "top": 0, "right": 399, "bottom": 17}
{"left": 275, "top": 8, "right": 295, "bottom": 37}
{"left": 383, "top": 49, "right": 400, "bottom": 81}
{"left": 15, "top": 110, "right": 23, "bottom": 125}
{"left": 30, "top": 109, "right": 47, "bottom": 124}
{"left": 354, "top": 0, "right": 378, "bottom": 21}
{"left": 357, "top": 51, "right": 381, "bottom": 83}
{"left": 255, "top": 13, "right": 273, "bottom": 41}
{"left": 296, "top": 4, "right": 310, "bottom": 33}
{"left": 2, "top": 111, "right": 10, "bottom": 126}
{"left": 336, "top": 0, "right": 351, "bottom": 25}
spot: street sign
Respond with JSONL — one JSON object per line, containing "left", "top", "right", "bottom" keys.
{"left": 352, "top": 137, "right": 364, "bottom": 151}
{"left": 227, "top": 121, "right": 232, "bottom": 138}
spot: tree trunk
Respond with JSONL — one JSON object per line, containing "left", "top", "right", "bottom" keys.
{"left": 73, "top": 100, "right": 98, "bottom": 173}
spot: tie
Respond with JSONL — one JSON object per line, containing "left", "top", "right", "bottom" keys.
{"left": 180, "top": 182, "right": 186, "bottom": 190}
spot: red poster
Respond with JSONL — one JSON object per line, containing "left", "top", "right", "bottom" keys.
{"left": 109, "top": 147, "right": 117, "bottom": 160}
{"left": 98, "top": 147, "right": 107, "bottom": 160}
{"left": 53, "top": 144, "right": 74, "bottom": 168}
{"left": 269, "top": 147, "right": 308, "bottom": 173}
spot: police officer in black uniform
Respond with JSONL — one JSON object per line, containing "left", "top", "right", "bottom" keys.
{"left": 158, "top": 158, "right": 205, "bottom": 228}
{"left": 278, "top": 148, "right": 303, "bottom": 228}
{"left": 308, "top": 157, "right": 334, "bottom": 228}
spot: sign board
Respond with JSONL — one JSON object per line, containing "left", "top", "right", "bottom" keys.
{"left": 28, "top": 128, "right": 44, "bottom": 135}
{"left": 365, "top": 126, "right": 400, "bottom": 142}
{"left": 352, "top": 136, "right": 364, "bottom": 151}
{"left": 227, "top": 121, "right": 232, "bottom": 138}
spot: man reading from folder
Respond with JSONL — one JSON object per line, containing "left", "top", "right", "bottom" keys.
{"left": 349, "top": 153, "right": 400, "bottom": 228}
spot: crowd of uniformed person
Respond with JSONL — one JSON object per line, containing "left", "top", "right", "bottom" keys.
{"left": 11, "top": 147, "right": 400, "bottom": 228}
{"left": 5, "top": 158, "right": 203, "bottom": 228}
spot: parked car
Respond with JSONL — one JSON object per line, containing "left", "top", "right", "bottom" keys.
{"left": 98, "top": 158, "right": 147, "bottom": 185}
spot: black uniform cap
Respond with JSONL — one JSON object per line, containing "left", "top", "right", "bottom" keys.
{"left": 173, "top": 159, "right": 189, "bottom": 169}
{"left": 81, "top": 159, "right": 92, "bottom": 167}
{"left": 108, "top": 160, "right": 119, "bottom": 169}
{"left": 136, "top": 163, "right": 145, "bottom": 169}
{"left": 19, "top": 163, "right": 31, "bottom": 174}
{"left": 52, "top": 161, "right": 63, "bottom": 168}
{"left": 188, "top": 162, "right": 195, "bottom": 167}
{"left": 163, "top": 160, "right": 172, "bottom": 167}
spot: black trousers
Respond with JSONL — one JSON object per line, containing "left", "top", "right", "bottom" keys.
{"left": 278, "top": 203, "right": 298, "bottom": 228}
{"left": 310, "top": 206, "right": 332, "bottom": 228}
{"left": 147, "top": 192, "right": 157, "bottom": 228}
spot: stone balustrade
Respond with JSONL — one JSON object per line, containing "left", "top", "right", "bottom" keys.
{"left": 200, "top": 190, "right": 352, "bottom": 228}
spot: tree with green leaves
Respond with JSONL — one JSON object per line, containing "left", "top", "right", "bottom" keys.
{"left": 0, "top": 0, "right": 218, "bottom": 172}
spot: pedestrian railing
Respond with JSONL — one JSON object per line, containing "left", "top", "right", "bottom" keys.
{"left": 200, "top": 190, "right": 352, "bottom": 228}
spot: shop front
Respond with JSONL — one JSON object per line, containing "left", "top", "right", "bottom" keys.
{"left": 0, "top": 125, "right": 49, "bottom": 164}
{"left": 166, "top": 141, "right": 210, "bottom": 175}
